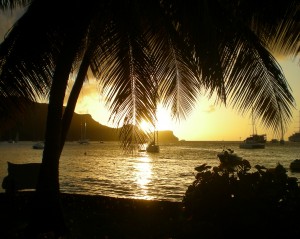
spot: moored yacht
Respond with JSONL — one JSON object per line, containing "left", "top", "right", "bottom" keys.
{"left": 239, "top": 109, "right": 266, "bottom": 149}
{"left": 239, "top": 134, "right": 266, "bottom": 149}
{"left": 288, "top": 111, "right": 300, "bottom": 142}
{"left": 288, "top": 132, "right": 300, "bottom": 142}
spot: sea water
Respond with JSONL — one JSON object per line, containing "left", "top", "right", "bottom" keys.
{"left": 1, "top": 141, "right": 300, "bottom": 202}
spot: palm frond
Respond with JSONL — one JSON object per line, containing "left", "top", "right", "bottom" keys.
{"left": 90, "top": 5, "right": 157, "bottom": 147}
{"left": 0, "top": 0, "right": 31, "bottom": 10}
{"left": 225, "top": 32, "right": 295, "bottom": 133}
{"left": 153, "top": 35, "right": 199, "bottom": 121}
{"left": 0, "top": 3, "right": 54, "bottom": 112}
{"left": 246, "top": 0, "right": 299, "bottom": 57}
{"left": 161, "top": 0, "right": 227, "bottom": 101}
{"left": 161, "top": 0, "right": 297, "bottom": 131}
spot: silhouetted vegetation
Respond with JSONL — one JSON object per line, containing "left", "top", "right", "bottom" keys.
{"left": 183, "top": 149, "right": 300, "bottom": 237}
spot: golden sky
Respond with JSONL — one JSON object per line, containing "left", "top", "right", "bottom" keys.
{"left": 72, "top": 57, "right": 300, "bottom": 141}
{"left": 1, "top": 9, "right": 299, "bottom": 141}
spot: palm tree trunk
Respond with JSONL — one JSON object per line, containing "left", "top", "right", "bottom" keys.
{"left": 60, "top": 49, "right": 92, "bottom": 152}
{"left": 27, "top": 33, "right": 88, "bottom": 238}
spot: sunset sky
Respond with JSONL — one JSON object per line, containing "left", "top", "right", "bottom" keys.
{"left": 1, "top": 8, "right": 299, "bottom": 141}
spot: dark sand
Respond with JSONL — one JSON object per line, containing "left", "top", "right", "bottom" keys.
{"left": 0, "top": 192, "right": 185, "bottom": 238}
{"left": 1, "top": 191, "right": 300, "bottom": 238}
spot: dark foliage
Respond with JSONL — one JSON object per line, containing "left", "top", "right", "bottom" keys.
{"left": 183, "top": 149, "right": 300, "bottom": 238}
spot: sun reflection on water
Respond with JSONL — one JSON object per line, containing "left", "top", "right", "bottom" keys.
{"left": 134, "top": 156, "right": 153, "bottom": 200}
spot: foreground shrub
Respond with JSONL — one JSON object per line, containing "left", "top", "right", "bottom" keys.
{"left": 182, "top": 149, "right": 300, "bottom": 237}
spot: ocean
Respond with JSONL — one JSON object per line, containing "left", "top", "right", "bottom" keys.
{"left": 1, "top": 141, "right": 300, "bottom": 202}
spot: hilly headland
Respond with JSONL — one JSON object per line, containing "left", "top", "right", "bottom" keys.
{"left": 0, "top": 102, "right": 178, "bottom": 143}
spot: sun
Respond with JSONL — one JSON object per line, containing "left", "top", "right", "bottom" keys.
{"left": 156, "top": 105, "right": 174, "bottom": 131}
{"left": 139, "top": 105, "right": 174, "bottom": 133}
{"left": 140, "top": 120, "right": 153, "bottom": 133}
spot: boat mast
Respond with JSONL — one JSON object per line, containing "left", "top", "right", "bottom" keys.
{"left": 84, "top": 120, "right": 87, "bottom": 140}
{"left": 251, "top": 108, "right": 256, "bottom": 135}
{"left": 80, "top": 115, "right": 87, "bottom": 141}
{"left": 80, "top": 121, "right": 83, "bottom": 141}
{"left": 153, "top": 109, "right": 158, "bottom": 145}
{"left": 280, "top": 115, "right": 284, "bottom": 141}
{"left": 280, "top": 122, "right": 284, "bottom": 141}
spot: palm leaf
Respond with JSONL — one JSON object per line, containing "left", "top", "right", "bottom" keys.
{"left": 0, "top": 0, "right": 31, "bottom": 10}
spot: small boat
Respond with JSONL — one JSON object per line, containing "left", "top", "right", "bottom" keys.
{"left": 288, "top": 110, "right": 300, "bottom": 142}
{"left": 32, "top": 142, "right": 44, "bottom": 149}
{"left": 279, "top": 139, "right": 285, "bottom": 145}
{"left": 290, "top": 159, "right": 300, "bottom": 172}
{"left": 78, "top": 119, "right": 89, "bottom": 144}
{"left": 270, "top": 138, "right": 284, "bottom": 144}
{"left": 240, "top": 109, "right": 266, "bottom": 149}
{"left": 240, "top": 134, "right": 266, "bottom": 149}
{"left": 146, "top": 129, "right": 159, "bottom": 153}
{"left": 288, "top": 132, "right": 300, "bottom": 142}
{"left": 146, "top": 141, "right": 159, "bottom": 153}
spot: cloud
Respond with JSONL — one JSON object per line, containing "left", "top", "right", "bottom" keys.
{"left": 64, "top": 78, "right": 111, "bottom": 126}
{"left": 204, "top": 105, "right": 216, "bottom": 113}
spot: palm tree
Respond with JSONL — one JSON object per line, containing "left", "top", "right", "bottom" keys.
{"left": 0, "top": 0, "right": 299, "bottom": 237}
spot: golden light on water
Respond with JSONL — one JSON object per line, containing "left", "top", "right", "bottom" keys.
{"left": 134, "top": 156, "right": 153, "bottom": 200}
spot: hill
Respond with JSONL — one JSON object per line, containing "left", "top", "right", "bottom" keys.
{"left": 0, "top": 102, "right": 178, "bottom": 143}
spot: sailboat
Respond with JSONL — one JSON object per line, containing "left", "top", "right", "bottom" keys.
{"left": 146, "top": 128, "right": 159, "bottom": 153}
{"left": 239, "top": 109, "right": 266, "bottom": 149}
{"left": 288, "top": 110, "right": 300, "bottom": 142}
{"left": 78, "top": 117, "right": 89, "bottom": 144}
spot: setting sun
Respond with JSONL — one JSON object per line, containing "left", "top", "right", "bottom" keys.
{"left": 156, "top": 105, "right": 174, "bottom": 131}
{"left": 138, "top": 105, "right": 175, "bottom": 133}
{"left": 140, "top": 120, "right": 153, "bottom": 133}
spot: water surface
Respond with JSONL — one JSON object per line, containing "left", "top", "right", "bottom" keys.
{"left": 1, "top": 141, "right": 299, "bottom": 202}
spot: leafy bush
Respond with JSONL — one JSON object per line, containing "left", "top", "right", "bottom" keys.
{"left": 182, "top": 149, "right": 300, "bottom": 237}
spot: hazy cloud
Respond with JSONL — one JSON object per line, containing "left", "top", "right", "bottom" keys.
{"left": 204, "top": 105, "right": 216, "bottom": 113}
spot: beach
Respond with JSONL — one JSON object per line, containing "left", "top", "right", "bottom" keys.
{"left": 1, "top": 191, "right": 183, "bottom": 239}
{"left": 1, "top": 191, "right": 300, "bottom": 239}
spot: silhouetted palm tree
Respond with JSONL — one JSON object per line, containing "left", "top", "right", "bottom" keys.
{"left": 0, "top": 0, "right": 299, "bottom": 237}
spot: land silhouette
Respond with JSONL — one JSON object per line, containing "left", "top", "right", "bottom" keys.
{"left": 0, "top": 102, "right": 178, "bottom": 143}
